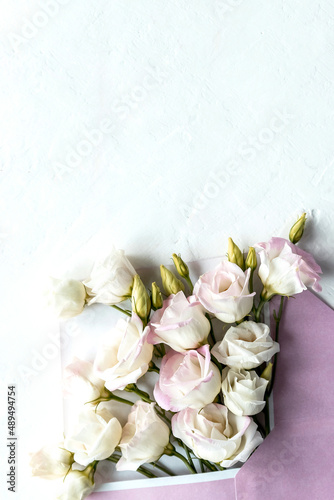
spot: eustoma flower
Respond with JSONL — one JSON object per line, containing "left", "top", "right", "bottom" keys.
{"left": 116, "top": 401, "right": 170, "bottom": 471}
{"left": 172, "top": 403, "right": 263, "bottom": 467}
{"left": 64, "top": 406, "right": 122, "bottom": 466}
{"left": 254, "top": 237, "right": 322, "bottom": 299}
{"left": 30, "top": 442, "right": 73, "bottom": 479}
{"left": 221, "top": 367, "right": 268, "bottom": 416}
{"left": 154, "top": 345, "right": 221, "bottom": 411}
{"left": 47, "top": 278, "right": 86, "bottom": 319}
{"left": 84, "top": 248, "right": 136, "bottom": 305}
{"left": 147, "top": 291, "right": 210, "bottom": 352}
{"left": 193, "top": 261, "right": 255, "bottom": 323}
{"left": 212, "top": 321, "right": 279, "bottom": 369}
{"left": 56, "top": 469, "right": 95, "bottom": 500}
{"left": 94, "top": 314, "right": 153, "bottom": 391}
{"left": 63, "top": 357, "right": 107, "bottom": 404}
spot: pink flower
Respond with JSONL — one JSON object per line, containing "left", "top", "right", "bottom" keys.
{"left": 254, "top": 237, "right": 322, "bottom": 298}
{"left": 63, "top": 357, "right": 107, "bottom": 405}
{"left": 147, "top": 291, "right": 210, "bottom": 352}
{"left": 153, "top": 345, "right": 221, "bottom": 412}
{"left": 172, "top": 403, "right": 263, "bottom": 468}
{"left": 193, "top": 261, "right": 255, "bottom": 323}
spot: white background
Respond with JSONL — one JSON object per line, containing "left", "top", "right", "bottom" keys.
{"left": 1, "top": 1, "right": 334, "bottom": 499}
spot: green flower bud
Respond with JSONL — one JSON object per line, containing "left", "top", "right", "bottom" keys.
{"left": 151, "top": 282, "right": 163, "bottom": 310}
{"left": 227, "top": 237, "right": 244, "bottom": 270}
{"left": 261, "top": 362, "right": 273, "bottom": 382}
{"left": 289, "top": 213, "right": 307, "bottom": 244}
{"left": 245, "top": 247, "right": 257, "bottom": 271}
{"left": 160, "top": 265, "right": 185, "bottom": 296}
{"left": 172, "top": 253, "right": 189, "bottom": 279}
{"left": 131, "top": 275, "right": 151, "bottom": 323}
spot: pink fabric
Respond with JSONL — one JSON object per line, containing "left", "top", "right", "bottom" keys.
{"left": 89, "top": 291, "right": 334, "bottom": 499}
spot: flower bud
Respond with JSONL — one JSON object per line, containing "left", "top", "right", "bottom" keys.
{"left": 160, "top": 265, "right": 185, "bottom": 296}
{"left": 151, "top": 282, "right": 163, "bottom": 310}
{"left": 289, "top": 213, "right": 307, "bottom": 244}
{"left": 172, "top": 253, "right": 189, "bottom": 279}
{"left": 46, "top": 278, "right": 87, "bottom": 319}
{"left": 245, "top": 247, "right": 257, "bottom": 271}
{"left": 131, "top": 275, "right": 151, "bottom": 323}
{"left": 227, "top": 237, "right": 244, "bottom": 270}
{"left": 58, "top": 467, "right": 95, "bottom": 500}
{"left": 260, "top": 362, "right": 273, "bottom": 382}
{"left": 30, "top": 442, "right": 74, "bottom": 479}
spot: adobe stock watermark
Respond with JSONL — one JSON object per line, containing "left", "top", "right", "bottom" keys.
{"left": 17, "top": 313, "right": 92, "bottom": 386}
{"left": 8, "top": 0, "right": 72, "bottom": 51}
{"left": 180, "top": 108, "right": 294, "bottom": 218}
{"left": 53, "top": 65, "right": 169, "bottom": 180}
{"left": 237, "top": 436, "right": 302, "bottom": 499}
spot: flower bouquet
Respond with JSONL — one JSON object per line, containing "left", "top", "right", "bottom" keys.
{"left": 30, "top": 214, "right": 322, "bottom": 499}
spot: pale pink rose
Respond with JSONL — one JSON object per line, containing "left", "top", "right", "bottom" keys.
{"left": 30, "top": 442, "right": 73, "bottom": 480}
{"left": 221, "top": 367, "right": 268, "bottom": 416}
{"left": 84, "top": 248, "right": 136, "bottom": 305}
{"left": 212, "top": 321, "right": 279, "bottom": 370}
{"left": 64, "top": 406, "right": 122, "bottom": 467}
{"left": 46, "top": 278, "right": 86, "bottom": 319}
{"left": 63, "top": 357, "right": 107, "bottom": 405}
{"left": 193, "top": 261, "right": 255, "bottom": 323}
{"left": 254, "top": 237, "right": 322, "bottom": 298}
{"left": 56, "top": 469, "right": 94, "bottom": 500}
{"left": 116, "top": 401, "right": 170, "bottom": 471}
{"left": 147, "top": 291, "right": 210, "bottom": 352}
{"left": 94, "top": 314, "right": 153, "bottom": 391}
{"left": 154, "top": 345, "right": 221, "bottom": 412}
{"left": 172, "top": 403, "right": 263, "bottom": 467}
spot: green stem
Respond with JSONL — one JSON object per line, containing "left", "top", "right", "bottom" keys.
{"left": 111, "top": 305, "right": 132, "bottom": 317}
{"left": 205, "top": 313, "right": 217, "bottom": 345}
{"left": 87, "top": 393, "right": 134, "bottom": 407}
{"left": 267, "top": 296, "right": 285, "bottom": 397}
{"left": 156, "top": 409, "right": 171, "bottom": 425}
{"left": 109, "top": 393, "right": 134, "bottom": 406}
{"left": 125, "top": 384, "right": 154, "bottom": 403}
{"left": 254, "top": 298, "right": 267, "bottom": 322}
{"left": 151, "top": 461, "right": 176, "bottom": 476}
{"left": 185, "top": 276, "right": 194, "bottom": 293}
{"left": 249, "top": 269, "right": 254, "bottom": 294}
{"left": 171, "top": 450, "right": 197, "bottom": 474}
{"left": 180, "top": 442, "right": 196, "bottom": 471}
{"left": 148, "top": 361, "right": 160, "bottom": 374}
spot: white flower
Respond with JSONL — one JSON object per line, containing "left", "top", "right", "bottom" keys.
{"left": 30, "top": 442, "right": 73, "bottom": 479}
{"left": 254, "top": 237, "right": 322, "bottom": 298}
{"left": 116, "top": 401, "right": 170, "bottom": 471}
{"left": 47, "top": 278, "right": 86, "bottom": 319}
{"left": 147, "top": 292, "right": 210, "bottom": 352}
{"left": 212, "top": 321, "right": 280, "bottom": 369}
{"left": 172, "top": 403, "right": 263, "bottom": 467}
{"left": 154, "top": 345, "right": 221, "bottom": 412}
{"left": 221, "top": 367, "right": 268, "bottom": 416}
{"left": 57, "top": 469, "right": 94, "bottom": 500}
{"left": 64, "top": 406, "right": 122, "bottom": 467}
{"left": 193, "top": 261, "right": 255, "bottom": 323}
{"left": 84, "top": 248, "right": 136, "bottom": 305}
{"left": 63, "top": 357, "right": 107, "bottom": 405}
{"left": 94, "top": 314, "right": 153, "bottom": 391}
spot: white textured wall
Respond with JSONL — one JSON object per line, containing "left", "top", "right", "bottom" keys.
{"left": 1, "top": 1, "right": 334, "bottom": 498}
